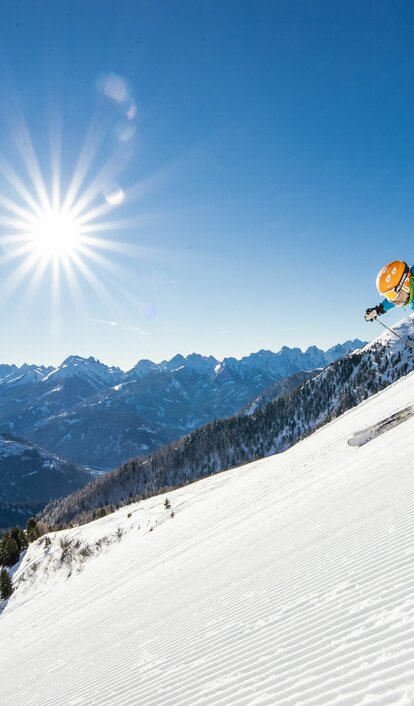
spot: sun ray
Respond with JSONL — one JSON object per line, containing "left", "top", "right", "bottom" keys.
{"left": 1, "top": 249, "right": 44, "bottom": 303}
{"left": 58, "top": 257, "right": 86, "bottom": 315}
{"left": 0, "top": 219, "right": 39, "bottom": 234}
{"left": 68, "top": 151, "right": 128, "bottom": 220}
{"left": 74, "top": 234, "right": 153, "bottom": 260}
{"left": 76, "top": 214, "right": 156, "bottom": 234}
{"left": 61, "top": 114, "right": 108, "bottom": 214}
{"left": 50, "top": 255, "right": 62, "bottom": 332}
{"left": 74, "top": 200, "right": 122, "bottom": 225}
{"left": 11, "top": 114, "right": 51, "bottom": 213}
{"left": 0, "top": 157, "right": 45, "bottom": 216}
{"left": 0, "top": 193, "right": 40, "bottom": 223}
{"left": 68, "top": 249, "right": 118, "bottom": 309}
{"left": 48, "top": 117, "right": 62, "bottom": 214}
{"left": 25, "top": 251, "right": 51, "bottom": 300}
{"left": 0, "top": 241, "right": 38, "bottom": 265}
{"left": 73, "top": 242, "right": 133, "bottom": 280}
{"left": 0, "top": 98, "right": 159, "bottom": 320}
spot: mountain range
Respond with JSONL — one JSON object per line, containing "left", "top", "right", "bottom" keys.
{"left": 0, "top": 340, "right": 364, "bottom": 470}
{"left": 41, "top": 317, "right": 414, "bottom": 528}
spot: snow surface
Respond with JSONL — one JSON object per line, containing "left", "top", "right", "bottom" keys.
{"left": 2, "top": 370, "right": 414, "bottom": 705}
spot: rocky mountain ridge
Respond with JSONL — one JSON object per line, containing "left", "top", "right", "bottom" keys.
{"left": 0, "top": 340, "right": 364, "bottom": 470}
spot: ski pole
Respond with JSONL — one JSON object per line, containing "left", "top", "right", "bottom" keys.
{"left": 376, "top": 319, "right": 414, "bottom": 354}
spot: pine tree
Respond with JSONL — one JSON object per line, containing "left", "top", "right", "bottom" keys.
{"left": 27, "top": 522, "right": 40, "bottom": 543}
{"left": 26, "top": 518, "right": 37, "bottom": 533}
{"left": 18, "top": 529, "right": 28, "bottom": 550}
{"left": 27, "top": 528, "right": 38, "bottom": 544}
{"left": 10, "top": 527, "right": 20, "bottom": 546}
{"left": 0, "top": 568, "right": 13, "bottom": 600}
{"left": 0, "top": 537, "right": 20, "bottom": 567}
{"left": 0, "top": 536, "right": 5, "bottom": 566}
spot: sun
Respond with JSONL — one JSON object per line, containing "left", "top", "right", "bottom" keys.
{"left": 0, "top": 178, "right": 133, "bottom": 308}
{"left": 29, "top": 208, "right": 81, "bottom": 260}
{"left": 0, "top": 97, "right": 154, "bottom": 311}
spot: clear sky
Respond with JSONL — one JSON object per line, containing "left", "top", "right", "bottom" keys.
{"left": 0, "top": 0, "right": 413, "bottom": 369}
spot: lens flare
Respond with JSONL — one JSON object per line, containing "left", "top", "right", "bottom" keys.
{"left": 103, "top": 183, "right": 125, "bottom": 206}
{"left": 141, "top": 302, "right": 157, "bottom": 318}
{"left": 98, "top": 72, "right": 131, "bottom": 104}
{"left": 115, "top": 122, "right": 136, "bottom": 143}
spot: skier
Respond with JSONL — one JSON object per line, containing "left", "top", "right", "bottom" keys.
{"left": 364, "top": 260, "right": 414, "bottom": 321}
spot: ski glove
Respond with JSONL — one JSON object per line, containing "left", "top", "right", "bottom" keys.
{"left": 364, "top": 303, "right": 385, "bottom": 322}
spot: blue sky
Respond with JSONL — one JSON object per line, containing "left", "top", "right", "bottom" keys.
{"left": 0, "top": 0, "right": 413, "bottom": 369}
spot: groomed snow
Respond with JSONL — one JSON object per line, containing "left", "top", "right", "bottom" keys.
{"left": 2, "top": 370, "right": 414, "bottom": 705}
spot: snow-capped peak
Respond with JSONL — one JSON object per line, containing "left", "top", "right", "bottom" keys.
{"left": 43, "top": 355, "right": 123, "bottom": 386}
{"left": 0, "top": 366, "right": 49, "bottom": 387}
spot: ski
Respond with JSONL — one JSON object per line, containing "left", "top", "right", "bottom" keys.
{"left": 347, "top": 404, "right": 414, "bottom": 447}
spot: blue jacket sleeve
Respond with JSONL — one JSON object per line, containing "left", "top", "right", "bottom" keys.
{"left": 381, "top": 298, "right": 394, "bottom": 312}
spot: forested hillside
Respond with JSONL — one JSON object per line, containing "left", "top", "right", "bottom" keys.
{"left": 42, "top": 320, "right": 413, "bottom": 527}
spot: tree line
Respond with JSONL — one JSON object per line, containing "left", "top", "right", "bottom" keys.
{"left": 41, "top": 337, "right": 413, "bottom": 529}
{"left": 0, "top": 518, "right": 50, "bottom": 600}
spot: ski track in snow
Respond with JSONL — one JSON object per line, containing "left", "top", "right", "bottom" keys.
{"left": 2, "top": 372, "right": 414, "bottom": 705}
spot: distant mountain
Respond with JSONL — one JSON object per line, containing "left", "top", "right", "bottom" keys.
{"left": 43, "top": 315, "right": 412, "bottom": 528}
{"left": 0, "top": 340, "right": 364, "bottom": 470}
{"left": 0, "top": 364, "right": 18, "bottom": 381}
{"left": 43, "top": 355, "right": 123, "bottom": 387}
{"left": 0, "top": 364, "right": 52, "bottom": 387}
{"left": 0, "top": 433, "right": 92, "bottom": 530}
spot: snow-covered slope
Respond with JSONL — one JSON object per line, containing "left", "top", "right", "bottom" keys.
{"left": 2, "top": 370, "right": 414, "bottom": 705}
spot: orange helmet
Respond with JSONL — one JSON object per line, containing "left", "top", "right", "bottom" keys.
{"left": 376, "top": 260, "right": 411, "bottom": 302}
